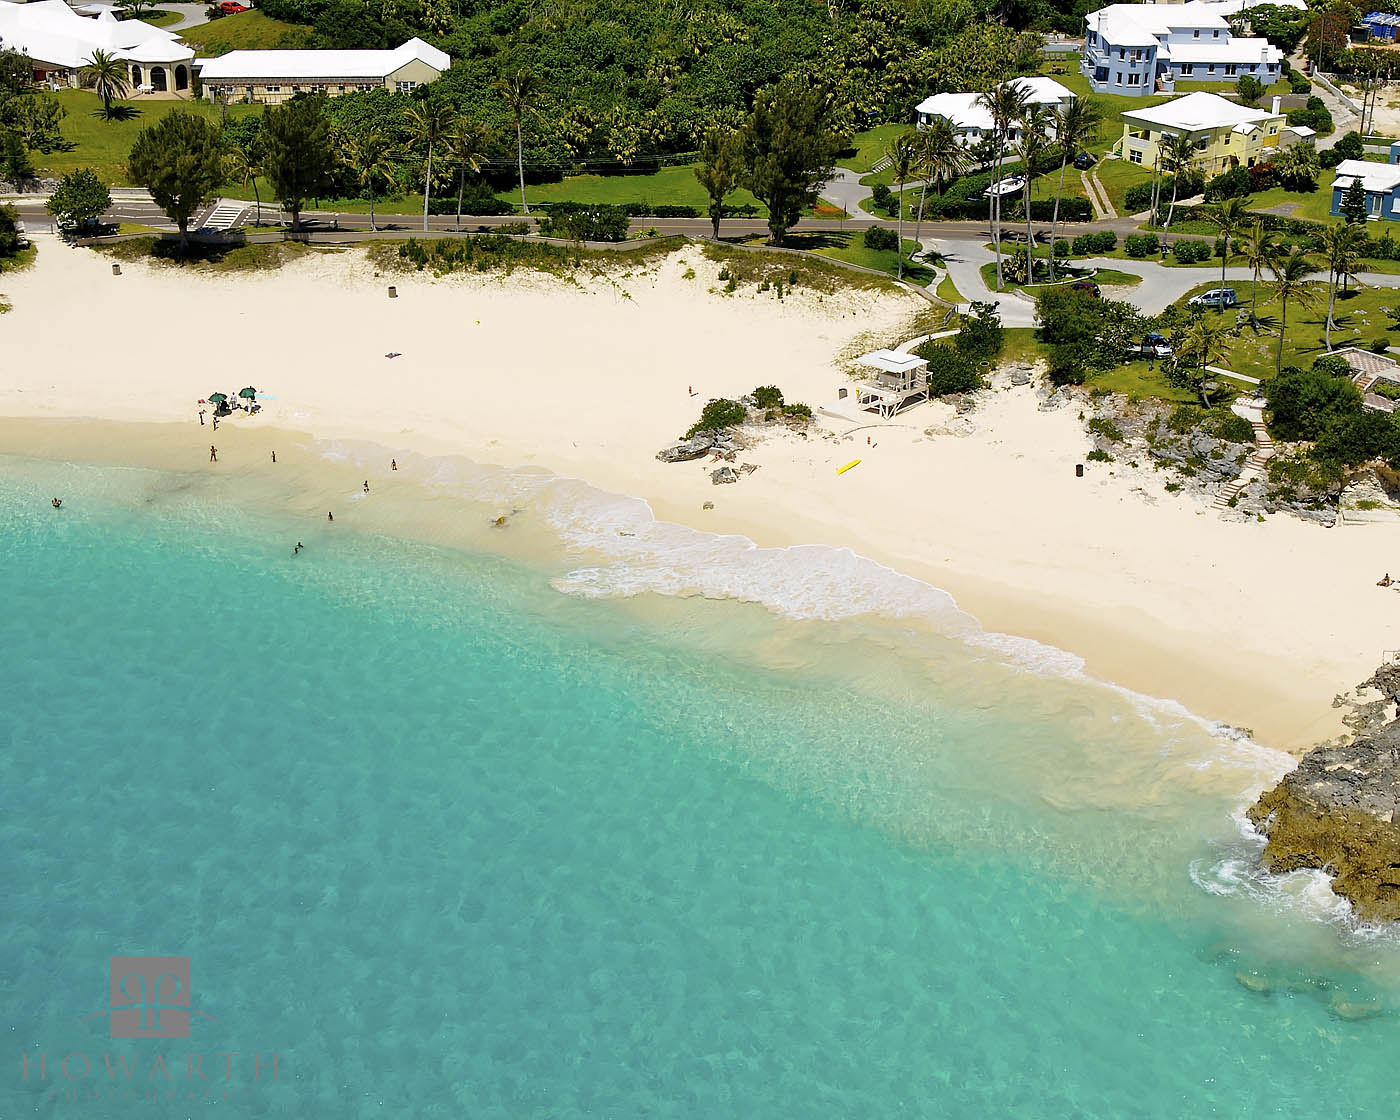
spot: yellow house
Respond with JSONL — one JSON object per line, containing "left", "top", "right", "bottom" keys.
{"left": 197, "top": 38, "right": 450, "bottom": 105}
{"left": 1118, "top": 91, "right": 1285, "bottom": 175}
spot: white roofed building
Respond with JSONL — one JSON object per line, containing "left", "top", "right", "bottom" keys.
{"left": 0, "top": 0, "right": 194, "bottom": 92}
{"left": 1082, "top": 2, "right": 1283, "bottom": 97}
{"left": 1118, "top": 90, "right": 1284, "bottom": 174}
{"left": 915, "top": 76, "right": 1074, "bottom": 148}
{"left": 196, "top": 38, "right": 450, "bottom": 105}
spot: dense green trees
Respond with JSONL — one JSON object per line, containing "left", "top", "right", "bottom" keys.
{"left": 127, "top": 112, "right": 226, "bottom": 248}
{"left": 46, "top": 168, "right": 111, "bottom": 232}
{"left": 253, "top": 0, "right": 1031, "bottom": 173}
{"left": 1035, "top": 287, "right": 1145, "bottom": 385}
{"left": 695, "top": 127, "right": 743, "bottom": 239}
{"left": 261, "top": 95, "right": 336, "bottom": 231}
{"left": 738, "top": 81, "right": 841, "bottom": 246}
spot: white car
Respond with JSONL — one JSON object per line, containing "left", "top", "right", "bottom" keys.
{"left": 984, "top": 176, "right": 1027, "bottom": 197}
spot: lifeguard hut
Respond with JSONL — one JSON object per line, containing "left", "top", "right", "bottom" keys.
{"left": 852, "top": 349, "right": 930, "bottom": 418}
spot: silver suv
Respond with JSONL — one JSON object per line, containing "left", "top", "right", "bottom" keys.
{"left": 1188, "top": 288, "right": 1236, "bottom": 309}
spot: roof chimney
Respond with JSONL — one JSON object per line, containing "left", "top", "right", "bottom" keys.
{"left": 1271, "top": 95, "right": 1281, "bottom": 115}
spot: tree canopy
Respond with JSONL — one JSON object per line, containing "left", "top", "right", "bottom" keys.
{"left": 46, "top": 168, "right": 112, "bottom": 231}
{"left": 261, "top": 95, "right": 337, "bottom": 230}
{"left": 739, "top": 80, "right": 842, "bottom": 245}
{"left": 127, "top": 112, "right": 226, "bottom": 246}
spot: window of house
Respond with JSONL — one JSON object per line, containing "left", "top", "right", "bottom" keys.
{"left": 396, "top": 80, "right": 416, "bottom": 92}
{"left": 1207, "top": 64, "right": 1215, "bottom": 73}
{"left": 1268, "top": 125, "right": 1277, "bottom": 134}
{"left": 1116, "top": 71, "right": 1123, "bottom": 84}
{"left": 1225, "top": 64, "right": 1237, "bottom": 75}
{"left": 1213, "top": 29, "right": 1220, "bottom": 37}
{"left": 264, "top": 85, "right": 281, "bottom": 93}
{"left": 1118, "top": 48, "right": 1125, "bottom": 59}
{"left": 1180, "top": 62, "right": 1193, "bottom": 75}
{"left": 1193, "top": 29, "right": 1200, "bottom": 38}
{"left": 1130, "top": 149, "right": 1142, "bottom": 164}
{"left": 1128, "top": 73, "right": 1140, "bottom": 85}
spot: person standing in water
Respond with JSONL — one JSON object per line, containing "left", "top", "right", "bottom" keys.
{"left": 328, "top": 512, "right": 334, "bottom": 522}
{"left": 51, "top": 498, "right": 62, "bottom": 509}
{"left": 210, "top": 446, "right": 218, "bottom": 462}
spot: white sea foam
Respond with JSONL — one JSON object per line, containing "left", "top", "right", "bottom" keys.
{"left": 315, "top": 439, "right": 1299, "bottom": 784}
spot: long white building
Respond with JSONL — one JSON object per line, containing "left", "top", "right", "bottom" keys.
{"left": 196, "top": 39, "right": 450, "bottom": 105}
{"left": 1082, "top": 2, "right": 1283, "bottom": 97}
{"left": 915, "top": 77, "right": 1074, "bottom": 148}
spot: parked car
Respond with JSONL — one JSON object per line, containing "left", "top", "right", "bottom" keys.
{"left": 218, "top": 1, "right": 249, "bottom": 12}
{"left": 1072, "top": 151, "right": 1095, "bottom": 170}
{"left": 985, "top": 175, "right": 1027, "bottom": 197}
{"left": 1069, "top": 279, "right": 1100, "bottom": 298}
{"left": 1127, "top": 332, "right": 1172, "bottom": 359}
{"left": 1188, "top": 287, "right": 1237, "bottom": 309}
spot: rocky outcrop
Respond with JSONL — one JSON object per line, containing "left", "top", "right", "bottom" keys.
{"left": 655, "top": 434, "right": 715, "bottom": 463}
{"left": 1248, "top": 664, "right": 1400, "bottom": 923}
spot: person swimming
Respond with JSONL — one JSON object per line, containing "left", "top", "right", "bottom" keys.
{"left": 51, "top": 498, "right": 61, "bottom": 509}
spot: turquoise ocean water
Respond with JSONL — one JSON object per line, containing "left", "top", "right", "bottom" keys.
{"left": 5, "top": 450, "right": 1400, "bottom": 1118}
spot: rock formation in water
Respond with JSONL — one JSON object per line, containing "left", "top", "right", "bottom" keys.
{"left": 1248, "top": 664, "right": 1400, "bottom": 922}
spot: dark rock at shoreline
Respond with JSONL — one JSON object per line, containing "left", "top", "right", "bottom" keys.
{"left": 1248, "top": 664, "right": 1400, "bottom": 922}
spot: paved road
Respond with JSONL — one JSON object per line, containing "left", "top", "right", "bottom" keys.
{"left": 165, "top": 2, "right": 212, "bottom": 32}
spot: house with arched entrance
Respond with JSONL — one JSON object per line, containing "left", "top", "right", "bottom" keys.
{"left": 0, "top": 1, "right": 194, "bottom": 92}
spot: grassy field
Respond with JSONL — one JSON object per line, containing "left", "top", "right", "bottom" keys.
{"left": 1089, "top": 358, "right": 1199, "bottom": 402}
{"left": 180, "top": 11, "right": 312, "bottom": 54}
{"left": 1245, "top": 175, "right": 1337, "bottom": 224}
{"left": 748, "top": 231, "right": 935, "bottom": 285}
{"left": 34, "top": 91, "right": 262, "bottom": 184}
{"left": 837, "top": 124, "right": 909, "bottom": 174}
{"left": 1093, "top": 157, "right": 1152, "bottom": 214}
{"left": 936, "top": 270, "right": 961, "bottom": 303}
{"left": 506, "top": 165, "right": 765, "bottom": 215}
{"left": 136, "top": 10, "right": 182, "bottom": 26}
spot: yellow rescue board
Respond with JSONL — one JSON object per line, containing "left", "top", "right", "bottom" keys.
{"left": 836, "top": 459, "right": 861, "bottom": 475}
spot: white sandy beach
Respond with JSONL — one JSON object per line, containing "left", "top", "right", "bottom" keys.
{"left": 4, "top": 238, "right": 1400, "bottom": 751}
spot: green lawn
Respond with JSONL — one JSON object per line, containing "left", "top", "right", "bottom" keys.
{"left": 837, "top": 124, "right": 911, "bottom": 174}
{"left": 1245, "top": 175, "right": 1338, "bottom": 224}
{"left": 35, "top": 91, "right": 262, "bottom": 185}
{"left": 508, "top": 164, "right": 764, "bottom": 215}
{"left": 749, "top": 231, "right": 935, "bottom": 285}
{"left": 180, "top": 10, "right": 312, "bottom": 55}
{"left": 136, "top": 9, "right": 182, "bottom": 26}
{"left": 1170, "top": 279, "right": 1399, "bottom": 382}
{"left": 936, "top": 270, "right": 962, "bottom": 303}
{"left": 1089, "top": 358, "right": 1199, "bottom": 401}
{"left": 1093, "top": 157, "right": 1153, "bottom": 214}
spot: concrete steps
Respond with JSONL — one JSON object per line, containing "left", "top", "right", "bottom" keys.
{"left": 1211, "top": 420, "right": 1275, "bottom": 510}
{"left": 199, "top": 199, "right": 247, "bottom": 232}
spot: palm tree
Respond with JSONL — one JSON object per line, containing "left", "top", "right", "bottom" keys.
{"left": 1318, "top": 222, "right": 1368, "bottom": 350}
{"left": 445, "top": 118, "right": 492, "bottom": 232}
{"left": 1046, "top": 95, "right": 1102, "bottom": 281}
{"left": 1205, "top": 196, "right": 1249, "bottom": 310}
{"left": 1160, "top": 132, "right": 1197, "bottom": 231}
{"left": 912, "top": 118, "right": 969, "bottom": 254}
{"left": 1241, "top": 219, "right": 1279, "bottom": 327}
{"left": 496, "top": 69, "right": 539, "bottom": 215}
{"left": 1014, "top": 104, "right": 1054, "bottom": 281}
{"left": 345, "top": 129, "right": 397, "bottom": 232}
{"left": 1181, "top": 314, "right": 1235, "bottom": 405}
{"left": 1268, "top": 246, "right": 1318, "bottom": 375}
{"left": 223, "top": 140, "right": 262, "bottom": 226}
{"left": 884, "top": 131, "right": 918, "bottom": 280}
{"left": 80, "top": 50, "right": 130, "bottom": 121}
{"left": 406, "top": 100, "right": 455, "bottom": 233}
{"left": 977, "top": 80, "right": 1030, "bottom": 289}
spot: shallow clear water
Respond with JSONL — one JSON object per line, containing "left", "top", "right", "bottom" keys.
{"left": 5, "top": 456, "right": 1400, "bottom": 1118}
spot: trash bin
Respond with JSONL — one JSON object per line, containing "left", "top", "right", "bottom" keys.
{"left": 388, "top": 285, "right": 397, "bottom": 298}
{"left": 1076, "top": 463, "right": 1084, "bottom": 477}
{"left": 112, "top": 264, "right": 121, "bottom": 276}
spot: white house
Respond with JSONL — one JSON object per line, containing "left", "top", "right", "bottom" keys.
{"left": 196, "top": 38, "right": 450, "bottom": 105}
{"left": 0, "top": 0, "right": 194, "bottom": 91}
{"left": 1082, "top": 2, "right": 1283, "bottom": 97}
{"left": 915, "top": 76, "right": 1074, "bottom": 148}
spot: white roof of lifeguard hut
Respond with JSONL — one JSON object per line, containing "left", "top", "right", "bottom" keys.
{"left": 856, "top": 349, "right": 928, "bottom": 374}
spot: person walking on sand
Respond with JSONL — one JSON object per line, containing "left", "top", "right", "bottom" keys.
{"left": 199, "top": 408, "right": 206, "bottom": 426}
{"left": 391, "top": 459, "right": 398, "bottom": 471}
{"left": 363, "top": 480, "right": 370, "bottom": 493}
{"left": 210, "top": 445, "right": 218, "bottom": 463}
{"left": 271, "top": 450, "right": 276, "bottom": 464}
{"left": 212, "top": 416, "right": 219, "bottom": 431}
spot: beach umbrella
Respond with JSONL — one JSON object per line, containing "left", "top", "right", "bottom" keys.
{"left": 238, "top": 387, "right": 257, "bottom": 400}
{"left": 207, "top": 392, "right": 227, "bottom": 404}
